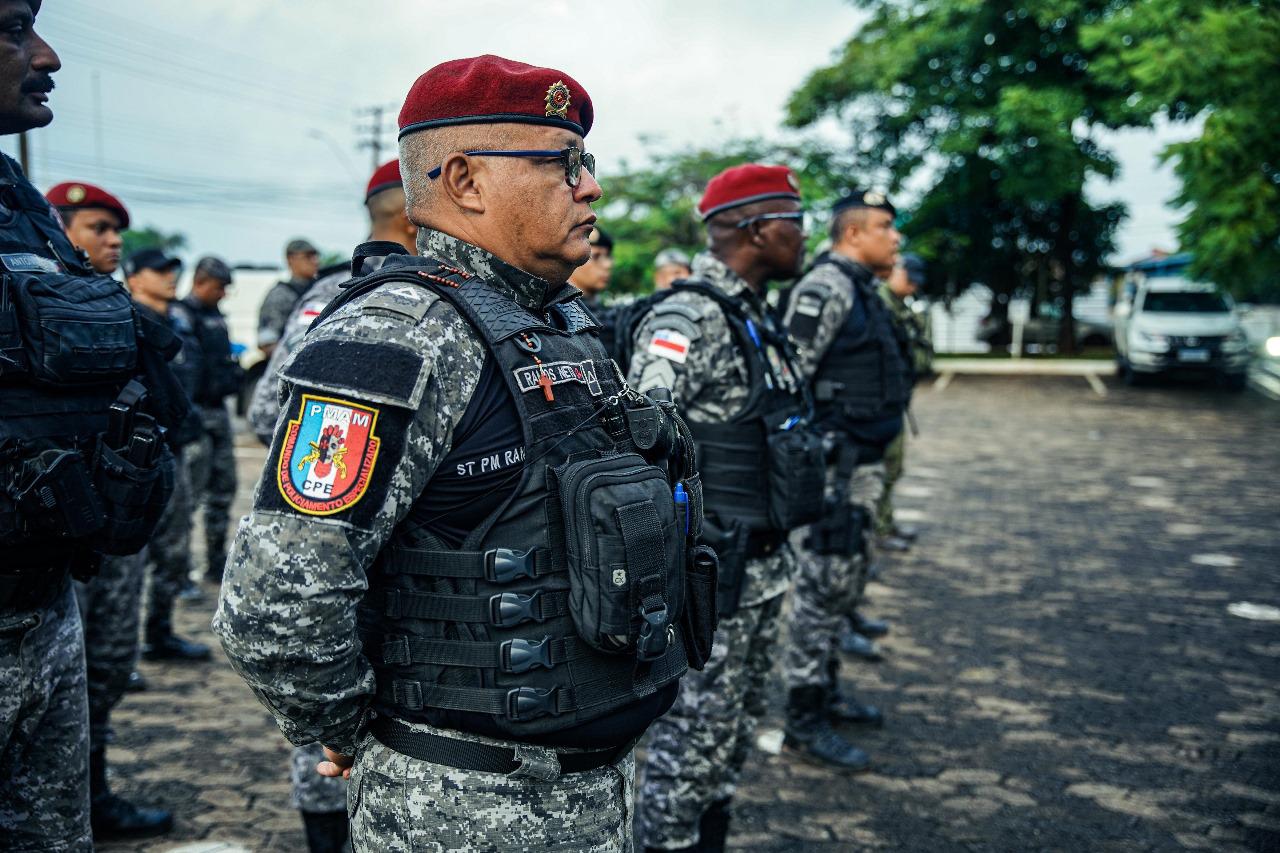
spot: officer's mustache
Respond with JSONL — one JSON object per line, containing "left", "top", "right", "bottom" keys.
{"left": 21, "top": 75, "right": 55, "bottom": 95}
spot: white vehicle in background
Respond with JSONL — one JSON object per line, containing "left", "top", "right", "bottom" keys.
{"left": 1114, "top": 279, "right": 1252, "bottom": 389}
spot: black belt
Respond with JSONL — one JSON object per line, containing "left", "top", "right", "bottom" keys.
{"left": 369, "top": 715, "right": 626, "bottom": 776}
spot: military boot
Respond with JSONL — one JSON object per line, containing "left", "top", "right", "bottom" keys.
{"left": 784, "top": 687, "right": 871, "bottom": 772}
{"left": 851, "top": 610, "right": 889, "bottom": 639}
{"left": 89, "top": 746, "right": 173, "bottom": 840}
{"left": 824, "top": 657, "right": 884, "bottom": 726}
{"left": 839, "top": 627, "right": 884, "bottom": 661}
{"left": 142, "top": 614, "right": 212, "bottom": 662}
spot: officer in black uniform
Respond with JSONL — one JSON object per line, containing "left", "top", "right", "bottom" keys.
{"left": 0, "top": 3, "right": 181, "bottom": 846}
{"left": 170, "top": 256, "right": 242, "bottom": 584}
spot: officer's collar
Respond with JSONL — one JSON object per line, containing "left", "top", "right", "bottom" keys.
{"left": 691, "top": 252, "right": 755, "bottom": 302}
{"left": 823, "top": 249, "right": 876, "bottom": 286}
{"left": 418, "top": 228, "right": 560, "bottom": 313}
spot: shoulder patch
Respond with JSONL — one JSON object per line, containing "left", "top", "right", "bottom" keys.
{"left": 276, "top": 394, "right": 382, "bottom": 516}
{"left": 787, "top": 291, "right": 826, "bottom": 344}
{"left": 647, "top": 328, "right": 691, "bottom": 364}
{"left": 281, "top": 337, "right": 429, "bottom": 410}
{"left": 355, "top": 284, "right": 437, "bottom": 324}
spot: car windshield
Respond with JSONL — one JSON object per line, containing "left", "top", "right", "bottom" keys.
{"left": 1140, "top": 291, "right": 1230, "bottom": 313}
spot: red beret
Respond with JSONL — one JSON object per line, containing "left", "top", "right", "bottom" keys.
{"left": 366, "top": 159, "right": 402, "bottom": 201}
{"left": 46, "top": 181, "right": 130, "bottom": 229}
{"left": 698, "top": 164, "right": 802, "bottom": 221}
{"left": 398, "top": 54, "right": 593, "bottom": 140}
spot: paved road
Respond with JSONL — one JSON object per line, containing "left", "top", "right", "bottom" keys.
{"left": 101, "top": 376, "right": 1280, "bottom": 852}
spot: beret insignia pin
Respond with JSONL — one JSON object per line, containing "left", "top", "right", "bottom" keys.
{"left": 864, "top": 190, "right": 886, "bottom": 206}
{"left": 66, "top": 185, "right": 86, "bottom": 203}
{"left": 545, "top": 80, "right": 571, "bottom": 119}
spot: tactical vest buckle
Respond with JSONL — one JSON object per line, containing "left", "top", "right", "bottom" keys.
{"left": 501, "top": 637, "right": 554, "bottom": 674}
{"left": 636, "top": 603, "right": 671, "bottom": 662}
{"left": 486, "top": 547, "right": 538, "bottom": 584}
{"left": 507, "top": 686, "right": 557, "bottom": 721}
{"left": 490, "top": 591, "right": 543, "bottom": 627}
{"left": 381, "top": 636, "right": 410, "bottom": 666}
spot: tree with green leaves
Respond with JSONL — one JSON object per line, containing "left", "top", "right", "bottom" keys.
{"left": 120, "top": 226, "right": 186, "bottom": 261}
{"left": 1083, "top": 1, "right": 1280, "bottom": 302}
{"left": 787, "top": 0, "right": 1144, "bottom": 351}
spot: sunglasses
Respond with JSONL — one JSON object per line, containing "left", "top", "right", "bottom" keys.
{"left": 427, "top": 146, "right": 597, "bottom": 188}
{"left": 735, "top": 211, "right": 806, "bottom": 231}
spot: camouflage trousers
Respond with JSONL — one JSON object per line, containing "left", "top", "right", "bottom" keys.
{"left": 638, "top": 593, "right": 785, "bottom": 850}
{"left": 74, "top": 550, "right": 146, "bottom": 745}
{"left": 784, "top": 459, "right": 886, "bottom": 690}
{"left": 349, "top": 721, "right": 635, "bottom": 852}
{"left": 186, "top": 403, "right": 237, "bottom": 577}
{"left": 291, "top": 741, "right": 348, "bottom": 814}
{"left": 875, "top": 430, "right": 906, "bottom": 537}
{"left": 144, "top": 450, "right": 192, "bottom": 627}
{"left": 0, "top": 581, "right": 92, "bottom": 851}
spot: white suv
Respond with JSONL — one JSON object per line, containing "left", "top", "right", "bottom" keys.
{"left": 1114, "top": 279, "right": 1251, "bottom": 389}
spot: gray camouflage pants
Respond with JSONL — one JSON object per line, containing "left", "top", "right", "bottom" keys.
{"left": 186, "top": 403, "right": 237, "bottom": 576}
{"left": 0, "top": 582, "right": 92, "bottom": 851}
{"left": 145, "top": 451, "right": 192, "bottom": 626}
{"left": 784, "top": 459, "right": 886, "bottom": 690}
{"left": 291, "top": 741, "right": 348, "bottom": 813}
{"left": 638, "top": 593, "right": 785, "bottom": 850}
{"left": 74, "top": 550, "right": 146, "bottom": 745}
{"left": 349, "top": 722, "right": 635, "bottom": 852}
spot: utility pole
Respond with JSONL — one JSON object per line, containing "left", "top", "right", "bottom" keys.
{"left": 354, "top": 104, "right": 394, "bottom": 172}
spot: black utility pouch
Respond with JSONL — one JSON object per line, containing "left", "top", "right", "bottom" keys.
{"left": 682, "top": 472, "right": 705, "bottom": 541}
{"left": 91, "top": 437, "right": 173, "bottom": 555}
{"left": 805, "top": 499, "right": 866, "bottom": 557}
{"left": 703, "top": 517, "right": 749, "bottom": 618}
{"left": 554, "top": 451, "right": 683, "bottom": 658}
{"left": 681, "top": 544, "right": 719, "bottom": 670}
{"left": 6, "top": 271, "right": 137, "bottom": 385}
{"left": 766, "top": 427, "right": 826, "bottom": 530}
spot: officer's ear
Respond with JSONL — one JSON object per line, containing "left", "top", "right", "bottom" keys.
{"left": 436, "top": 153, "right": 486, "bottom": 214}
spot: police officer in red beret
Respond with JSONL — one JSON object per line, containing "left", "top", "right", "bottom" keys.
{"left": 216, "top": 55, "right": 709, "bottom": 852}
{"left": 627, "top": 164, "right": 825, "bottom": 852}
{"left": 46, "top": 181, "right": 128, "bottom": 274}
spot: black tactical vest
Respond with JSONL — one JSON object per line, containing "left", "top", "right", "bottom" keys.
{"left": 808, "top": 254, "right": 910, "bottom": 427}
{"left": 650, "top": 280, "right": 825, "bottom": 536}
{"left": 322, "top": 250, "right": 710, "bottom": 741}
{"left": 0, "top": 155, "right": 181, "bottom": 573}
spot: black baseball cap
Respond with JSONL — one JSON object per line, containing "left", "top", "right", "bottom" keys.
{"left": 194, "top": 255, "right": 233, "bottom": 284}
{"left": 901, "top": 253, "right": 927, "bottom": 286}
{"left": 122, "top": 248, "right": 182, "bottom": 278}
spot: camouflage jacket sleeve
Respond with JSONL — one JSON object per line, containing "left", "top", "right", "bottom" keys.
{"left": 781, "top": 264, "right": 856, "bottom": 381}
{"left": 256, "top": 283, "right": 299, "bottom": 348}
{"left": 625, "top": 292, "right": 747, "bottom": 419}
{"left": 213, "top": 282, "right": 484, "bottom": 755}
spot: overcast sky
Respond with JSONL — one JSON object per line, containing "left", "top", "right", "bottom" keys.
{"left": 3, "top": 0, "right": 1188, "bottom": 269}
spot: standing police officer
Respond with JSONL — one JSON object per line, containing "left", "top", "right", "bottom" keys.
{"left": 215, "top": 55, "right": 711, "bottom": 852}
{"left": 779, "top": 190, "right": 908, "bottom": 770}
{"left": 171, "top": 256, "right": 241, "bottom": 584}
{"left": 1, "top": 3, "right": 179, "bottom": 846}
{"left": 629, "top": 164, "right": 824, "bottom": 853}
{"left": 46, "top": 180, "right": 126, "bottom": 273}
{"left": 257, "top": 238, "right": 319, "bottom": 358}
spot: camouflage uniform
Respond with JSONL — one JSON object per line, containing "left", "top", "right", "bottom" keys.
{"left": 74, "top": 551, "right": 146, "bottom": 745}
{"left": 257, "top": 277, "right": 312, "bottom": 350}
{"left": 781, "top": 256, "right": 899, "bottom": 692}
{"left": 0, "top": 582, "right": 92, "bottom": 851}
{"left": 875, "top": 285, "right": 931, "bottom": 537}
{"left": 291, "top": 742, "right": 348, "bottom": 814}
{"left": 186, "top": 401, "right": 236, "bottom": 578}
{"left": 144, "top": 452, "right": 192, "bottom": 623}
{"left": 214, "top": 230, "right": 637, "bottom": 852}
{"left": 628, "top": 253, "right": 796, "bottom": 850}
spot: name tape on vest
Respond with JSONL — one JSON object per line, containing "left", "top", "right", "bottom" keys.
{"left": 512, "top": 359, "right": 602, "bottom": 396}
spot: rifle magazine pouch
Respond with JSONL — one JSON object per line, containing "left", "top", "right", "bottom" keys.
{"left": 681, "top": 544, "right": 718, "bottom": 670}
{"left": 91, "top": 438, "right": 171, "bottom": 555}
{"left": 708, "top": 519, "right": 749, "bottom": 618}
{"left": 766, "top": 427, "right": 826, "bottom": 530}
{"left": 683, "top": 472, "right": 705, "bottom": 541}
{"left": 555, "top": 451, "right": 683, "bottom": 658}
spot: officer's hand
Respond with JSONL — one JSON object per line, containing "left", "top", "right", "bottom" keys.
{"left": 317, "top": 746, "right": 354, "bottom": 779}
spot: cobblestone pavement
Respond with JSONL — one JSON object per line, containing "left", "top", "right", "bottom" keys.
{"left": 99, "top": 376, "right": 1279, "bottom": 852}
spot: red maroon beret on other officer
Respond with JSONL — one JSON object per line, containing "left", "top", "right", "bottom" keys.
{"left": 698, "top": 164, "right": 802, "bottom": 221}
{"left": 365, "top": 159, "right": 402, "bottom": 201}
{"left": 46, "top": 181, "right": 130, "bottom": 229}
{"left": 398, "top": 54, "right": 594, "bottom": 140}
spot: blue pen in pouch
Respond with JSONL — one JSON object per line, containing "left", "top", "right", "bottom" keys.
{"left": 674, "top": 482, "right": 689, "bottom": 536}
{"left": 745, "top": 318, "right": 762, "bottom": 349}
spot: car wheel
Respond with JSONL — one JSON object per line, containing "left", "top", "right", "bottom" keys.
{"left": 1122, "top": 362, "right": 1146, "bottom": 387}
